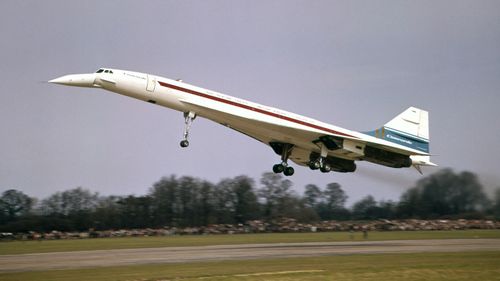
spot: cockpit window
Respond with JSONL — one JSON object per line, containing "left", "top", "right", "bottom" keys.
{"left": 96, "top": 68, "right": 113, "bottom": 74}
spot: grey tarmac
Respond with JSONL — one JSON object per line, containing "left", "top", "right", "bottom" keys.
{"left": 1, "top": 238, "right": 499, "bottom": 272}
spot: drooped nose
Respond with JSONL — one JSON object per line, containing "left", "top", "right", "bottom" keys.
{"left": 49, "top": 73, "right": 97, "bottom": 87}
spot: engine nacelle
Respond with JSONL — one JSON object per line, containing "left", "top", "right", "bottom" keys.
{"left": 363, "top": 146, "right": 412, "bottom": 168}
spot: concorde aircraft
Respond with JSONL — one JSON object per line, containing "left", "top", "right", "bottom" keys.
{"left": 49, "top": 68, "right": 436, "bottom": 176}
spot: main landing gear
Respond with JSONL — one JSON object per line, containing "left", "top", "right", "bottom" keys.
{"left": 180, "top": 111, "right": 196, "bottom": 148}
{"left": 273, "top": 163, "right": 295, "bottom": 176}
{"left": 309, "top": 143, "right": 332, "bottom": 173}
{"left": 309, "top": 157, "right": 332, "bottom": 173}
{"left": 270, "top": 142, "right": 295, "bottom": 176}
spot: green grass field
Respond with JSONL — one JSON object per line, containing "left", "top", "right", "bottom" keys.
{"left": 1, "top": 251, "right": 499, "bottom": 281}
{"left": 1, "top": 229, "right": 499, "bottom": 255}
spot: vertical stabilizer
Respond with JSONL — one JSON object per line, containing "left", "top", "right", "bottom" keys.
{"left": 385, "top": 107, "right": 429, "bottom": 141}
{"left": 365, "top": 107, "right": 430, "bottom": 153}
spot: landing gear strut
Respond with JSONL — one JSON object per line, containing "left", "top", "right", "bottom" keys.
{"left": 180, "top": 111, "right": 196, "bottom": 148}
{"left": 270, "top": 143, "right": 295, "bottom": 176}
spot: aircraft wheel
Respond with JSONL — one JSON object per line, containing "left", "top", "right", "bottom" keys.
{"left": 284, "top": 166, "right": 295, "bottom": 176}
{"left": 273, "top": 164, "right": 285, "bottom": 173}
{"left": 180, "top": 140, "right": 189, "bottom": 148}
{"left": 309, "top": 161, "right": 320, "bottom": 170}
{"left": 320, "top": 164, "right": 331, "bottom": 173}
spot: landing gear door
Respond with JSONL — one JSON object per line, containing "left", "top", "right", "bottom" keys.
{"left": 146, "top": 75, "right": 156, "bottom": 92}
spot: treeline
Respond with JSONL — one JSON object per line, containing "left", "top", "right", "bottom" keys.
{"left": 1, "top": 169, "right": 500, "bottom": 233}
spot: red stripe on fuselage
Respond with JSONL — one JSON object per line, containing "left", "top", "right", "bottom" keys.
{"left": 158, "top": 81, "right": 356, "bottom": 138}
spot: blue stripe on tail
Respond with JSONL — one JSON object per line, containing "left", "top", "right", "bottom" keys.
{"left": 364, "top": 127, "right": 429, "bottom": 153}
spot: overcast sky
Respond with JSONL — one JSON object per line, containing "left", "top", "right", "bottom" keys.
{"left": 1, "top": 0, "right": 499, "bottom": 205}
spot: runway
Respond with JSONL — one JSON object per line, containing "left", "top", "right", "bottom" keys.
{"left": 1, "top": 239, "right": 499, "bottom": 272}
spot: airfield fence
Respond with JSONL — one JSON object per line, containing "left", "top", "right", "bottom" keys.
{"left": 1, "top": 219, "right": 499, "bottom": 241}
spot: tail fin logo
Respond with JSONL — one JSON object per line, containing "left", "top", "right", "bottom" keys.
{"left": 386, "top": 132, "right": 413, "bottom": 145}
{"left": 384, "top": 127, "right": 429, "bottom": 153}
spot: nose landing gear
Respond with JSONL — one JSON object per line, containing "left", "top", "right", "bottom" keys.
{"left": 180, "top": 111, "right": 196, "bottom": 148}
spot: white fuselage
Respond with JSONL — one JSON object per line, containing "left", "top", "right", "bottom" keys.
{"left": 100, "top": 70, "right": 364, "bottom": 159}
{"left": 49, "top": 68, "right": 434, "bottom": 171}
